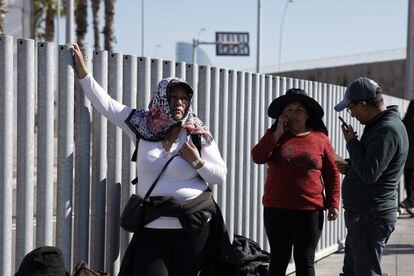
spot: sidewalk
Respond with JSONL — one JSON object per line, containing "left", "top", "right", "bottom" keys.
{"left": 313, "top": 213, "right": 414, "bottom": 276}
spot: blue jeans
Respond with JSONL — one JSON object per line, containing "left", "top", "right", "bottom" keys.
{"left": 341, "top": 210, "right": 397, "bottom": 276}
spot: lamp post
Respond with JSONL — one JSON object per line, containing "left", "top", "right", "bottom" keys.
{"left": 278, "top": 0, "right": 294, "bottom": 71}
{"left": 141, "top": 0, "right": 145, "bottom": 56}
{"left": 192, "top": 28, "right": 206, "bottom": 64}
{"left": 256, "top": 0, "right": 262, "bottom": 73}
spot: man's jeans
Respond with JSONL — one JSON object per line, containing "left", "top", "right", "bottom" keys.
{"left": 341, "top": 210, "right": 397, "bottom": 276}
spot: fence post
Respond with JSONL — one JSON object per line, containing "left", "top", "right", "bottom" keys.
{"left": 0, "top": 34, "right": 13, "bottom": 276}
{"left": 57, "top": 45, "right": 75, "bottom": 271}
{"left": 36, "top": 41, "right": 55, "bottom": 247}
{"left": 137, "top": 57, "right": 151, "bottom": 110}
{"left": 218, "top": 69, "right": 229, "bottom": 219}
{"left": 90, "top": 50, "right": 108, "bottom": 271}
{"left": 121, "top": 55, "right": 137, "bottom": 257}
{"left": 106, "top": 52, "right": 123, "bottom": 274}
{"left": 209, "top": 67, "right": 220, "bottom": 199}
{"left": 73, "top": 47, "right": 92, "bottom": 266}
{"left": 15, "top": 38, "right": 36, "bottom": 268}
{"left": 235, "top": 71, "right": 246, "bottom": 236}
{"left": 162, "top": 60, "right": 175, "bottom": 78}
{"left": 197, "top": 65, "right": 211, "bottom": 124}
{"left": 243, "top": 72, "right": 252, "bottom": 238}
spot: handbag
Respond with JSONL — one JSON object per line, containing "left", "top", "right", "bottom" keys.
{"left": 120, "top": 154, "right": 178, "bottom": 232}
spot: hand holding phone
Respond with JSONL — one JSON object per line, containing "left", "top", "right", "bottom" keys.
{"left": 338, "top": 115, "right": 358, "bottom": 141}
{"left": 338, "top": 116, "right": 348, "bottom": 130}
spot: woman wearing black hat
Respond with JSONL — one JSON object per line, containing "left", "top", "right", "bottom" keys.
{"left": 251, "top": 88, "right": 340, "bottom": 276}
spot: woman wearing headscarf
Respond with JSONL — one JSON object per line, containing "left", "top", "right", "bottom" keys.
{"left": 71, "top": 43, "right": 231, "bottom": 276}
{"left": 251, "top": 88, "right": 340, "bottom": 276}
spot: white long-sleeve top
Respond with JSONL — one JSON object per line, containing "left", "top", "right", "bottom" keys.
{"left": 79, "top": 73, "right": 227, "bottom": 228}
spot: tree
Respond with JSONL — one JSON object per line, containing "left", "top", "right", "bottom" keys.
{"left": 33, "top": 0, "right": 58, "bottom": 42}
{"left": 103, "top": 0, "right": 115, "bottom": 51}
{"left": 75, "top": 0, "right": 88, "bottom": 47}
{"left": 92, "top": 0, "right": 101, "bottom": 51}
{"left": 44, "top": 1, "right": 56, "bottom": 42}
{"left": 0, "top": 0, "right": 7, "bottom": 35}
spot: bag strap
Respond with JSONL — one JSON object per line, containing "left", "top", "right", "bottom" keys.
{"left": 143, "top": 154, "right": 178, "bottom": 200}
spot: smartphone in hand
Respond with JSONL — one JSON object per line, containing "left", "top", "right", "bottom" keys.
{"left": 338, "top": 116, "right": 349, "bottom": 130}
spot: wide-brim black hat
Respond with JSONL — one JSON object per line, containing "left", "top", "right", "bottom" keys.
{"left": 268, "top": 88, "right": 324, "bottom": 119}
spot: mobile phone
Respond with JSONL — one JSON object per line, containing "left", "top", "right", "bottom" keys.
{"left": 338, "top": 116, "right": 348, "bottom": 130}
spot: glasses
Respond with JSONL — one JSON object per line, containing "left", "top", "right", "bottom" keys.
{"left": 346, "top": 102, "right": 358, "bottom": 114}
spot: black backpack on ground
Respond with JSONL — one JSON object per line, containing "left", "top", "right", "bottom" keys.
{"left": 232, "top": 235, "right": 271, "bottom": 276}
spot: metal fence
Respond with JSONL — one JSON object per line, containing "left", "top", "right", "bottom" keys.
{"left": 0, "top": 35, "right": 410, "bottom": 276}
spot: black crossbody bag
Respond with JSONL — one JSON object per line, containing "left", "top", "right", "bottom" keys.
{"left": 120, "top": 154, "right": 178, "bottom": 232}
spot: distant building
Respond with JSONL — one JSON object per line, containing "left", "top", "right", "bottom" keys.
{"left": 176, "top": 42, "right": 212, "bottom": 66}
{"left": 261, "top": 48, "right": 407, "bottom": 99}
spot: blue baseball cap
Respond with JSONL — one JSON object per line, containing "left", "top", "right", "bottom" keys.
{"left": 334, "top": 77, "right": 382, "bottom": 112}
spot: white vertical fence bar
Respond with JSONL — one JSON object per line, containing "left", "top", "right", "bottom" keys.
{"left": 175, "top": 62, "right": 186, "bottom": 79}
{"left": 106, "top": 53, "right": 123, "bottom": 275}
{"left": 198, "top": 65, "right": 211, "bottom": 124}
{"left": 36, "top": 41, "right": 55, "bottom": 247}
{"left": 90, "top": 50, "right": 108, "bottom": 271}
{"left": 16, "top": 39, "right": 35, "bottom": 268}
{"left": 57, "top": 45, "right": 75, "bottom": 270}
{"left": 150, "top": 58, "right": 162, "bottom": 95}
{"left": 162, "top": 60, "right": 175, "bottom": 78}
{"left": 250, "top": 74, "right": 260, "bottom": 241}
{"left": 257, "top": 74, "right": 266, "bottom": 247}
{"left": 218, "top": 69, "right": 229, "bottom": 218}
{"left": 265, "top": 76, "right": 273, "bottom": 128}
{"left": 209, "top": 67, "right": 220, "bottom": 199}
{"left": 73, "top": 47, "right": 92, "bottom": 266}
{"left": 235, "top": 71, "right": 245, "bottom": 236}
{"left": 0, "top": 35, "right": 13, "bottom": 276}
{"left": 243, "top": 72, "right": 253, "bottom": 238}
{"left": 137, "top": 57, "right": 151, "bottom": 110}
{"left": 227, "top": 70, "right": 237, "bottom": 240}
{"left": 186, "top": 64, "right": 199, "bottom": 114}
{"left": 121, "top": 55, "right": 137, "bottom": 257}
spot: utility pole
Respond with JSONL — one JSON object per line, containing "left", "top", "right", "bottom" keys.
{"left": 406, "top": 0, "right": 414, "bottom": 99}
{"left": 256, "top": 0, "right": 262, "bottom": 73}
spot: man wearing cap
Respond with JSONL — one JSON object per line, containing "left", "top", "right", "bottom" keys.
{"left": 334, "top": 77, "right": 408, "bottom": 276}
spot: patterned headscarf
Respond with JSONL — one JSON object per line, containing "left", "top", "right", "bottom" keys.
{"left": 125, "top": 77, "right": 213, "bottom": 146}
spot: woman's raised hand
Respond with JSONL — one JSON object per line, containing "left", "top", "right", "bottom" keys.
{"left": 273, "top": 114, "right": 288, "bottom": 141}
{"left": 71, "top": 43, "right": 89, "bottom": 79}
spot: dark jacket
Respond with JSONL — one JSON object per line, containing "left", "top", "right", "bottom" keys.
{"left": 342, "top": 105, "right": 409, "bottom": 214}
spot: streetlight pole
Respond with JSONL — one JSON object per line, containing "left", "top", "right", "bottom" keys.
{"left": 192, "top": 28, "right": 206, "bottom": 64}
{"left": 141, "top": 0, "right": 145, "bottom": 56}
{"left": 278, "top": 0, "right": 294, "bottom": 71}
{"left": 256, "top": 0, "right": 262, "bottom": 73}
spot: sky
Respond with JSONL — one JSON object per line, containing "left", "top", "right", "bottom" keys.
{"left": 80, "top": 0, "right": 409, "bottom": 72}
